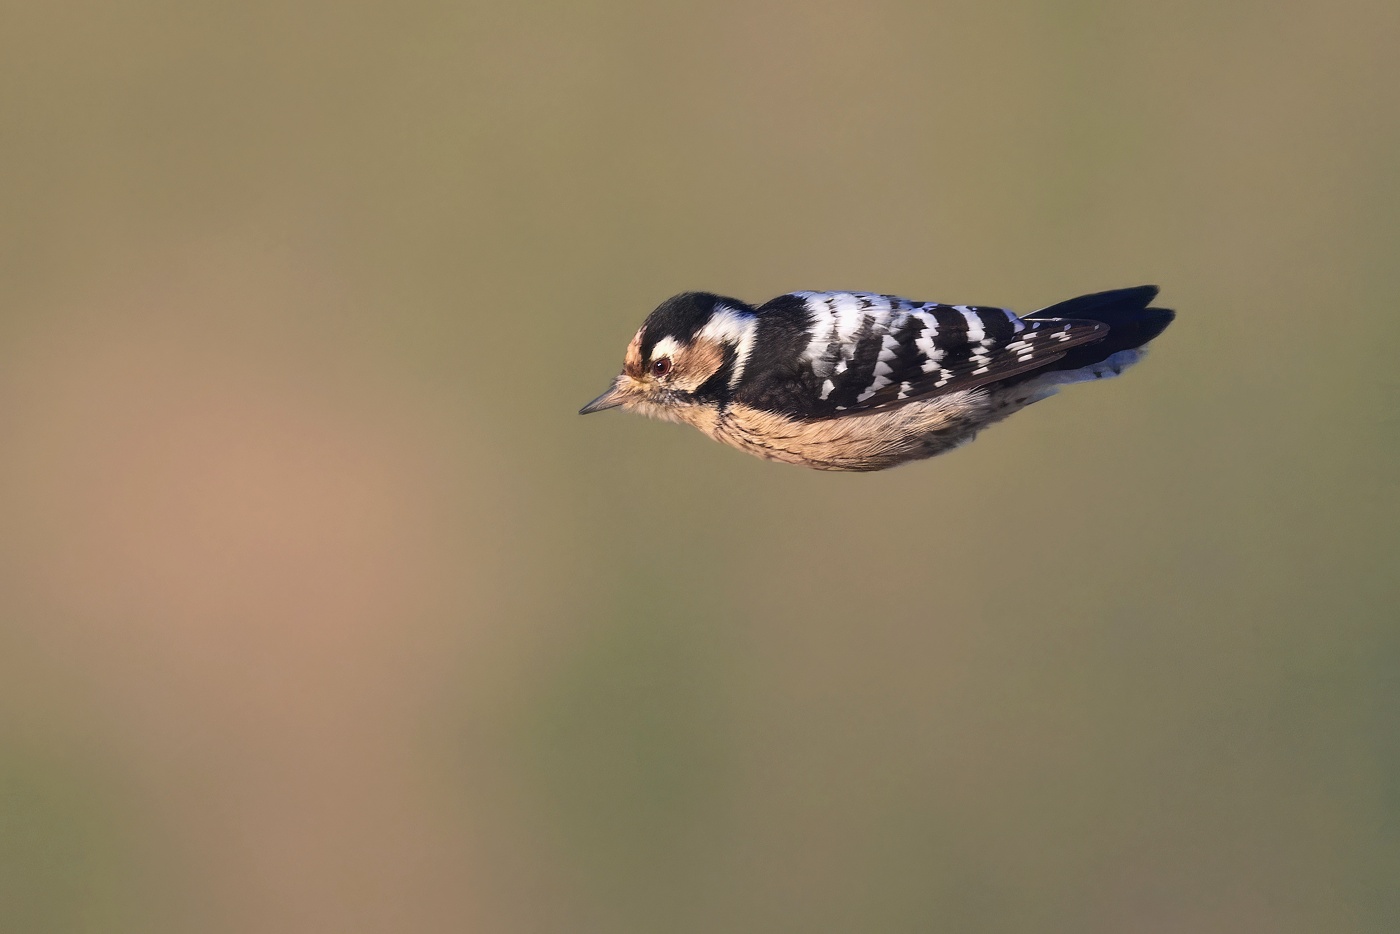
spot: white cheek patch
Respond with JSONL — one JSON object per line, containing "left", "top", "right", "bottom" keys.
{"left": 699, "top": 306, "right": 759, "bottom": 387}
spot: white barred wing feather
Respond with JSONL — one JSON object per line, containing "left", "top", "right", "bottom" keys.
{"left": 789, "top": 291, "right": 1108, "bottom": 414}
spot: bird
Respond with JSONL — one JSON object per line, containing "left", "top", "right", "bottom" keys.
{"left": 579, "top": 286, "right": 1174, "bottom": 471}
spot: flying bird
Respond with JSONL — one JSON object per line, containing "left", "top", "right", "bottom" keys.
{"left": 580, "top": 286, "right": 1174, "bottom": 471}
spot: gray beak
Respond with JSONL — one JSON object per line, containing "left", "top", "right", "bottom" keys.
{"left": 579, "top": 381, "right": 627, "bottom": 415}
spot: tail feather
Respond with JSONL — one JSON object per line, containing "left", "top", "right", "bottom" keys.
{"left": 1020, "top": 285, "right": 1174, "bottom": 377}
{"left": 1027, "top": 285, "right": 1161, "bottom": 321}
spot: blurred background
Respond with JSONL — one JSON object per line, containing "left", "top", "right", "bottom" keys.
{"left": 1, "top": 1, "right": 1396, "bottom": 931}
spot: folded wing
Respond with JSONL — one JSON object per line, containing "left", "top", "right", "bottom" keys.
{"left": 789, "top": 291, "right": 1108, "bottom": 415}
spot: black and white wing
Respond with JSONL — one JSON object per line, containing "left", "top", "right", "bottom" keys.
{"left": 784, "top": 291, "right": 1108, "bottom": 415}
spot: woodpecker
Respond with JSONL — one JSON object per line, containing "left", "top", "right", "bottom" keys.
{"left": 580, "top": 286, "right": 1174, "bottom": 471}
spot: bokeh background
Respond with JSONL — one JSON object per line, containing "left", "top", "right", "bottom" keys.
{"left": 2, "top": 1, "right": 1397, "bottom": 931}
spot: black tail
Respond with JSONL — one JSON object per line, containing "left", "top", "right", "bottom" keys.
{"left": 1025, "top": 285, "right": 1175, "bottom": 374}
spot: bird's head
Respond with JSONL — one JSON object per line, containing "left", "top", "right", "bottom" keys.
{"left": 579, "top": 292, "right": 758, "bottom": 423}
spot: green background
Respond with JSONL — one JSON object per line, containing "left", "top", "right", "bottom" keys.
{"left": 1, "top": 1, "right": 1396, "bottom": 931}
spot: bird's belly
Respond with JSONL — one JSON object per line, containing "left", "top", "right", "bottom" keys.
{"left": 711, "top": 396, "right": 994, "bottom": 472}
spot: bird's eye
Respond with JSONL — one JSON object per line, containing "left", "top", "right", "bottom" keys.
{"left": 651, "top": 357, "right": 672, "bottom": 378}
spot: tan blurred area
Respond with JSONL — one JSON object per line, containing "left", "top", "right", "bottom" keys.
{"left": 1, "top": 2, "right": 1396, "bottom": 932}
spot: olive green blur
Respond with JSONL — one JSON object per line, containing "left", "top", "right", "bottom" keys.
{"left": 1, "top": 2, "right": 1396, "bottom": 932}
